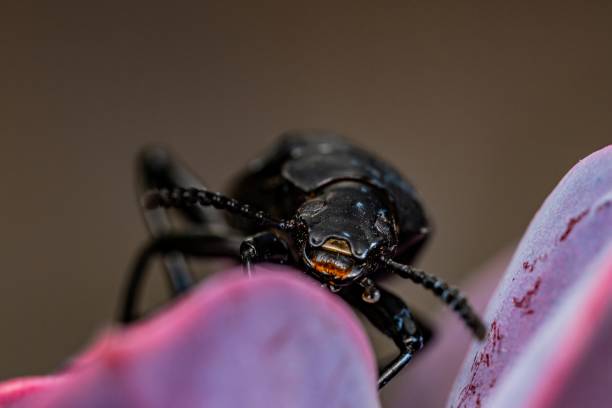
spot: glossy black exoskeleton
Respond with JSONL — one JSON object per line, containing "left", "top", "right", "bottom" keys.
{"left": 120, "top": 130, "right": 486, "bottom": 389}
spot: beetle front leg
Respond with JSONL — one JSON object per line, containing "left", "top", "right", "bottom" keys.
{"left": 121, "top": 233, "right": 242, "bottom": 323}
{"left": 340, "top": 285, "right": 431, "bottom": 389}
{"left": 137, "top": 146, "right": 218, "bottom": 294}
{"left": 240, "top": 231, "right": 290, "bottom": 276}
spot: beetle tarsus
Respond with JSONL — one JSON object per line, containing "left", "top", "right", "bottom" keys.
{"left": 378, "top": 337, "right": 422, "bottom": 389}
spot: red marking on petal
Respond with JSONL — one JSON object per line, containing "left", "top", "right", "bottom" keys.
{"left": 512, "top": 277, "right": 542, "bottom": 315}
{"left": 559, "top": 209, "right": 590, "bottom": 242}
{"left": 489, "top": 320, "right": 504, "bottom": 354}
{"left": 522, "top": 253, "right": 548, "bottom": 273}
{"left": 455, "top": 319, "right": 506, "bottom": 407}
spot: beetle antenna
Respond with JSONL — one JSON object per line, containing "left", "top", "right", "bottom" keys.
{"left": 142, "top": 187, "right": 295, "bottom": 231}
{"left": 383, "top": 257, "right": 486, "bottom": 340}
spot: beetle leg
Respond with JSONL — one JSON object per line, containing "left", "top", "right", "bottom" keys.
{"left": 340, "top": 285, "right": 431, "bottom": 389}
{"left": 137, "top": 147, "right": 226, "bottom": 295}
{"left": 120, "top": 233, "right": 242, "bottom": 324}
{"left": 378, "top": 339, "right": 422, "bottom": 389}
{"left": 240, "top": 231, "right": 290, "bottom": 276}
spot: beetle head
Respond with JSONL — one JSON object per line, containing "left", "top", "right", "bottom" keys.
{"left": 296, "top": 181, "right": 397, "bottom": 285}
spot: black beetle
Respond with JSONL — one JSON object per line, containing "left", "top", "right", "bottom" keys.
{"left": 120, "top": 130, "right": 485, "bottom": 389}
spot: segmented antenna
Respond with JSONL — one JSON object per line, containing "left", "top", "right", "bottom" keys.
{"left": 384, "top": 258, "right": 486, "bottom": 340}
{"left": 142, "top": 187, "right": 294, "bottom": 231}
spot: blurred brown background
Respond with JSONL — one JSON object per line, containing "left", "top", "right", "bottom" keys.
{"left": 1, "top": 1, "right": 610, "bottom": 384}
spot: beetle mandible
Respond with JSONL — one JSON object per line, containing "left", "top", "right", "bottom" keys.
{"left": 120, "top": 130, "right": 486, "bottom": 389}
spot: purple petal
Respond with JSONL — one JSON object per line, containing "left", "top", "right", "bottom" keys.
{"left": 488, "top": 244, "right": 612, "bottom": 408}
{"left": 0, "top": 268, "right": 380, "bottom": 408}
{"left": 448, "top": 145, "right": 612, "bottom": 408}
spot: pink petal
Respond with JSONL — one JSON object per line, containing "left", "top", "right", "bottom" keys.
{"left": 448, "top": 145, "right": 612, "bottom": 408}
{"left": 383, "top": 247, "right": 513, "bottom": 408}
{"left": 0, "top": 377, "right": 66, "bottom": 407}
{"left": 1, "top": 268, "right": 380, "bottom": 408}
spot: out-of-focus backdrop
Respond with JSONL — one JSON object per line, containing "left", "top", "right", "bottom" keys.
{"left": 1, "top": 1, "right": 610, "bottom": 384}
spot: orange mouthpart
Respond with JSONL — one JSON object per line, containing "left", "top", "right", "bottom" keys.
{"left": 312, "top": 259, "right": 352, "bottom": 278}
